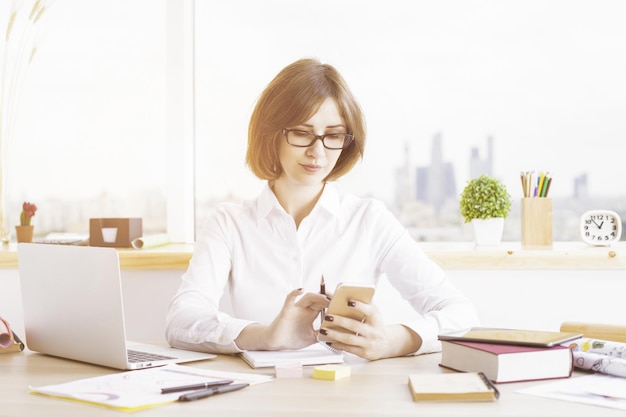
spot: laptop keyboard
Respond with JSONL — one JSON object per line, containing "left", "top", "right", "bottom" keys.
{"left": 127, "top": 349, "right": 176, "bottom": 363}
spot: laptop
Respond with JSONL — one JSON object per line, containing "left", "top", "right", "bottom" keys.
{"left": 17, "top": 243, "right": 216, "bottom": 370}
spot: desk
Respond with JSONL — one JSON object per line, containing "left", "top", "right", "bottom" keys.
{"left": 1, "top": 349, "right": 623, "bottom": 416}
{"left": 1, "top": 243, "right": 625, "bottom": 343}
{"left": 1, "top": 242, "right": 625, "bottom": 270}
{"left": 0, "top": 243, "right": 195, "bottom": 270}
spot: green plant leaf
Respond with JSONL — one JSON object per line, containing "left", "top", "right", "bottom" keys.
{"left": 459, "top": 175, "right": 511, "bottom": 223}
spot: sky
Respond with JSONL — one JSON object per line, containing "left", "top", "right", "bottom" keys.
{"left": 2, "top": 0, "right": 167, "bottom": 204}
{"left": 195, "top": 0, "right": 626, "bottom": 204}
{"left": 3, "top": 0, "right": 626, "bottom": 207}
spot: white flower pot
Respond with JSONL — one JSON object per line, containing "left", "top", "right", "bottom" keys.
{"left": 471, "top": 218, "right": 504, "bottom": 246}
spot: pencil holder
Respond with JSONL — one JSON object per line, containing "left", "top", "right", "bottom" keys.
{"left": 521, "top": 198, "right": 553, "bottom": 249}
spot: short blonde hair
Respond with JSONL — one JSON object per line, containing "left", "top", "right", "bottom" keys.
{"left": 246, "top": 59, "right": 366, "bottom": 181}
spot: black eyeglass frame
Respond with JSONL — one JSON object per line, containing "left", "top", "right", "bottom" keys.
{"left": 282, "top": 129, "right": 355, "bottom": 150}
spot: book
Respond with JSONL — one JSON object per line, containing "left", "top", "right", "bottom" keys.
{"left": 440, "top": 340, "right": 574, "bottom": 383}
{"left": 408, "top": 372, "right": 499, "bottom": 402}
{"left": 438, "top": 327, "right": 582, "bottom": 347}
{"left": 240, "top": 343, "right": 344, "bottom": 369}
{"left": 29, "top": 363, "right": 272, "bottom": 411}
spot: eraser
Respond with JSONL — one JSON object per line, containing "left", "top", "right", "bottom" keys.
{"left": 275, "top": 362, "right": 303, "bottom": 378}
{"left": 312, "top": 364, "right": 351, "bottom": 380}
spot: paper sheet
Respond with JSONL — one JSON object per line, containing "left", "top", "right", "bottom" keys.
{"left": 30, "top": 363, "right": 272, "bottom": 411}
{"left": 518, "top": 374, "right": 626, "bottom": 411}
{"left": 568, "top": 338, "right": 626, "bottom": 378}
{"left": 131, "top": 233, "right": 170, "bottom": 249}
{"left": 0, "top": 317, "right": 14, "bottom": 348}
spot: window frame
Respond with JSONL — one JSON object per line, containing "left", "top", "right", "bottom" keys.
{"left": 166, "top": 0, "right": 195, "bottom": 242}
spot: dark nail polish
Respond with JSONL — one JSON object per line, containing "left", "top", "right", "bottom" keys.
{"left": 324, "top": 315, "right": 334, "bottom": 322}
{"left": 347, "top": 301, "right": 356, "bottom": 307}
{"left": 319, "top": 329, "right": 328, "bottom": 335}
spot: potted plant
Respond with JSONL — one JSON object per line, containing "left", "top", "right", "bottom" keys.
{"left": 15, "top": 202, "right": 37, "bottom": 243}
{"left": 459, "top": 175, "right": 511, "bottom": 245}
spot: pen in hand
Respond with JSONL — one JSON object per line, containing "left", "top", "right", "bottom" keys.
{"left": 319, "top": 275, "right": 326, "bottom": 327}
{"left": 161, "top": 379, "right": 233, "bottom": 394}
{"left": 178, "top": 383, "right": 249, "bottom": 402}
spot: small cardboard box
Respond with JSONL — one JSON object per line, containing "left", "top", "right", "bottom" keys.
{"left": 89, "top": 218, "right": 142, "bottom": 248}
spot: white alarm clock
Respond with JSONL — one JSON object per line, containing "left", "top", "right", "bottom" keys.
{"left": 580, "top": 210, "right": 622, "bottom": 246}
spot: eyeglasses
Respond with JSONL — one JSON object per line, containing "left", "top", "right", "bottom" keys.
{"left": 282, "top": 129, "right": 354, "bottom": 150}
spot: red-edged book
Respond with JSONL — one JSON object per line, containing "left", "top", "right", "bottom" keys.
{"left": 440, "top": 340, "right": 573, "bottom": 383}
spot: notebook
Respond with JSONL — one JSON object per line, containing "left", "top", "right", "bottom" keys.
{"left": 438, "top": 327, "right": 582, "bottom": 347}
{"left": 240, "top": 343, "right": 344, "bottom": 368}
{"left": 408, "top": 372, "right": 500, "bottom": 402}
{"left": 17, "top": 243, "right": 216, "bottom": 370}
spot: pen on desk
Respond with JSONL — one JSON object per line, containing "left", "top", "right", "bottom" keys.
{"left": 178, "top": 383, "right": 249, "bottom": 402}
{"left": 319, "top": 275, "right": 326, "bottom": 327}
{"left": 161, "top": 379, "right": 233, "bottom": 394}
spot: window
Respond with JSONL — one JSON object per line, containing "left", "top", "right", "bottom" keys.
{"left": 194, "top": 0, "right": 626, "bottom": 241}
{"left": 3, "top": 0, "right": 168, "bottom": 239}
{"left": 6, "top": 1, "right": 625, "bottom": 243}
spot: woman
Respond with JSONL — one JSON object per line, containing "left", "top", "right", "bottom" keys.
{"left": 165, "top": 58, "right": 479, "bottom": 360}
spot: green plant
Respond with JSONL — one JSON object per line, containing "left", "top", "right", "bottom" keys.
{"left": 459, "top": 175, "right": 511, "bottom": 223}
{"left": 20, "top": 202, "right": 37, "bottom": 226}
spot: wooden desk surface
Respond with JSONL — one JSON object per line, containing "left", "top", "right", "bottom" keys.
{"left": 423, "top": 241, "right": 626, "bottom": 270}
{"left": 1, "top": 349, "right": 623, "bottom": 416}
{"left": 1, "top": 241, "right": 625, "bottom": 270}
{"left": 0, "top": 243, "right": 195, "bottom": 270}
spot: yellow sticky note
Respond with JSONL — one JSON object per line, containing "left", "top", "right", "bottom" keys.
{"left": 312, "top": 364, "right": 351, "bottom": 380}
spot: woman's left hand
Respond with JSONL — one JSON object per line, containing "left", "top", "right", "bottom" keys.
{"left": 321, "top": 300, "right": 421, "bottom": 360}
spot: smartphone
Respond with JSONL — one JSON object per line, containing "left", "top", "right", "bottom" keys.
{"left": 317, "top": 283, "right": 375, "bottom": 343}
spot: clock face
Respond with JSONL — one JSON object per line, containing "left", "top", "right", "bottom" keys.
{"left": 580, "top": 210, "right": 622, "bottom": 245}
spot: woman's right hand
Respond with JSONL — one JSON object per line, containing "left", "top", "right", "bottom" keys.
{"left": 235, "top": 288, "right": 330, "bottom": 351}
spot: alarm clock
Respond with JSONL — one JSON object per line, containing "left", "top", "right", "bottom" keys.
{"left": 580, "top": 210, "right": 622, "bottom": 246}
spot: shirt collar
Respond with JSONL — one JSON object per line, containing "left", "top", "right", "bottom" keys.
{"left": 256, "top": 182, "right": 342, "bottom": 221}
{"left": 316, "top": 183, "right": 341, "bottom": 216}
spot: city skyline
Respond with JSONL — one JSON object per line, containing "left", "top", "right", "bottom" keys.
{"left": 403, "top": 132, "right": 593, "bottom": 209}
{"left": 391, "top": 132, "right": 625, "bottom": 242}
{"left": 23, "top": 131, "right": 624, "bottom": 243}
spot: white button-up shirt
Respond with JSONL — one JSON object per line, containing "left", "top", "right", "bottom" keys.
{"left": 165, "top": 183, "right": 479, "bottom": 354}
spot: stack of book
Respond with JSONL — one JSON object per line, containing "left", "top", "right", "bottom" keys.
{"left": 438, "top": 328, "right": 581, "bottom": 383}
